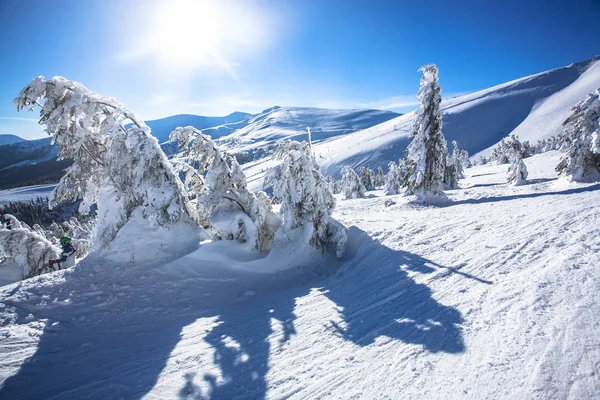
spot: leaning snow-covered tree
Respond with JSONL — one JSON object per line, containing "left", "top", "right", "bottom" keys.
{"left": 0, "top": 214, "right": 61, "bottom": 279}
{"left": 403, "top": 64, "right": 448, "bottom": 200}
{"left": 340, "top": 166, "right": 366, "bottom": 199}
{"left": 170, "top": 127, "right": 278, "bottom": 251}
{"left": 264, "top": 140, "right": 346, "bottom": 257}
{"left": 14, "top": 77, "right": 196, "bottom": 250}
{"left": 556, "top": 88, "right": 600, "bottom": 179}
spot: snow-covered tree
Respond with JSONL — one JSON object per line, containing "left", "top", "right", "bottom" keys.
{"left": 374, "top": 167, "right": 386, "bottom": 187}
{"left": 340, "top": 166, "right": 366, "bottom": 199}
{"left": 358, "top": 167, "right": 375, "bottom": 191}
{"left": 14, "top": 77, "right": 195, "bottom": 250}
{"left": 507, "top": 151, "right": 528, "bottom": 185}
{"left": 403, "top": 64, "right": 448, "bottom": 200}
{"left": 384, "top": 161, "right": 402, "bottom": 195}
{"left": 171, "top": 127, "right": 278, "bottom": 251}
{"left": 0, "top": 214, "right": 61, "bottom": 278}
{"left": 444, "top": 141, "right": 465, "bottom": 189}
{"left": 264, "top": 140, "right": 346, "bottom": 257}
{"left": 556, "top": 89, "right": 600, "bottom": 179}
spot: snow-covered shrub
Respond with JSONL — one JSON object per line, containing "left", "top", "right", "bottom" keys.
{"left": 340, "top": 166, "right": 366, "bottom": 199}
{"left": 0, "top": 214, "right": 60, "bottom": 278}
{"left": 171, "top": 126, "right": 279, "bottom": 251}
{"left": 384, "top": 161, "right": 402, "bottom": 195}
{"left": 556, "top": 88, "right": 600, "bottom": 179}
{"left": 264, "top": 140, "right": 346, "bottom": 257}
{"left": 14, "top": 76, "right": 195, "bottom": 251}
{"left": 358, "top": 167, "right": 375, "bottom": 191}
{"left": 403, "top": 64, "right": 448, "bottom": 200}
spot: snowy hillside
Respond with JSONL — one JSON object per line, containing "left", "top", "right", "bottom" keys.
{"left": 142, "top": 112, "right": 252, "bottom": 144}
{"left": 255, "top": 56, "right": 600, "bottom": 178}
{"left": 1, "top": 151, "right": 599, "bottom": 399}
{"left": 220, "top": 106, "right": 400, "bottom": 154}
{"left": 0, "top": 135, "right": 25, "bottom": 146}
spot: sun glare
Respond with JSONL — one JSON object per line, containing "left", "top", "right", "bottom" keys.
{"left": 139, "top": 0, "right": 271, "bottom": 74}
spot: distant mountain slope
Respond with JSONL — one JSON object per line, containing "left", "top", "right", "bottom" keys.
{"left": 221, "top": 106, "right": 401, "bottom": 155}
{"left": 305, "top": 56, "right": 600, "bottom": 177}
{"left": 0, "top": 134, "right": 26, "bottom": 146}
{"left": 142, "top": 112, "right": 252, "bottom": 143}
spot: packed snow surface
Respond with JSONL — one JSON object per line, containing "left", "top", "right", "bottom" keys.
{"left": 0, "top": 184, "right": 56, "bottom": 205}
{"left": 1, "top": 152, "right": 600, "bottom": 399}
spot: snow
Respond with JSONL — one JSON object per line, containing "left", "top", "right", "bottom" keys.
{"left": 0, "top": 184, "right": 56, "bottom": 205}
{"left": 1, "top": 151, "right": 599, "bottom": 399}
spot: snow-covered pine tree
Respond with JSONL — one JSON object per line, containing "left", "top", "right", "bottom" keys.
{"left": 374, "top": 167, "right": 386, "bottom": 187}
{"left": 556, "top": 88, "right": 600, "bottom": 179}
{"left": 403, "top": 64, "right": 448, "bottom": 200}
{"left": 443, "top": 154, "right": 458, "bottom": 189}
{"left": 358, "top": 167, "right": 375, "bottom": 191}
{"left": 507, "top": 149, "right": 528, "bottom": 186}
{"left": 384, "top": 161, "right": 402, "bottom": 195}
{"left": 14, "top": 77, "right": 195, "bottom": 250}
{"left": 264, "top": 140, "right": 346, "bottom": 257}
{"left": 170, "top": 127, "right": 278, "bottom": 251}
{"left": 0, "top": 214, "right": 61, "bottom": 278}
{"left": 452, "top": 141, "right": 466, "bottom": 179}
{"left": 443, "top": 140, "right": 465, "bottom": 189}
{"left": 340, "top": 166, "right": 366, "bottom": 199}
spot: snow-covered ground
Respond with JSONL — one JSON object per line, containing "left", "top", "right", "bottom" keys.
{"left": 0, "top": 184, "right": 56, "bottom": 205}
{"left": 1, "top": 151, "right": 599, "bottom": 399}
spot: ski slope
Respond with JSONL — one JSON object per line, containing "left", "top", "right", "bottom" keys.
{"left": 1, "top": 151, "right": 599, "bottom": 399}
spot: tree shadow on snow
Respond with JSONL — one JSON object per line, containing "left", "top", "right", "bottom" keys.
{"left": 322, "top": 226, "right": 466, "bottom": 353}
{"left": 1, "top": 226, "right": 468, "bottom": 399}
{"left": 447, "top": 182, "right": 600, "bottom": 207}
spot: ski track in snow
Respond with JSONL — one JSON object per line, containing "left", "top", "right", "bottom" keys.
{"left": 1, "top": 151, "right": 600, "bottom": 399}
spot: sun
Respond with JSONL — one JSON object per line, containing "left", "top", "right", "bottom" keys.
{"left": 140, "top": 0, "right": 271, "bottom": 74}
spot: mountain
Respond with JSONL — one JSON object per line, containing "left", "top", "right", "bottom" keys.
{"left": 268, "top": 56, "right": 600, "bottom": 178}
{"left": 220, "top": 106, "right": 401, "bottom": 155}
{"left": 140, "top": 112, "right": 252, "bottom": 144}
{"left": 0, "top": 134, "right": 26, "bottom": 146}
{"left": 0, "top": 108, "right": 401, "bottom": 188}
{"left": 0, "top": 138, "right": 69, "bottom": 189}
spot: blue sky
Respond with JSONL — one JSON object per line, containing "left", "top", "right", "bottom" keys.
{"left": 1, "top": 0, "right": 599, "bottom": 139}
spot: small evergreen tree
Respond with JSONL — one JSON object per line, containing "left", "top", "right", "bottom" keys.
{"left": 556, "top": 89, "right": 600, "bottom": 179}
{"left": 358, "top": 167, "right": 375, "bottom": 190}
{"left": 340, "top": 166, "right": 366, "bottom": 199}
{"left": 443, "top": 140, "right": 465, "bottom": 189}
{"left": 403, "top": 64, "right": 448, "bottom": 200}
{"left": 384, "top": 161, "right": 402, "bottom": 195}
{"left": 264, "top": 140, "right": 346, "bottom": 257}
{"left": 374, "top": 167, "right": 386, "bottom": 187}
{"left": 507, "top": 150, "right": 528, "bottom": 186}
